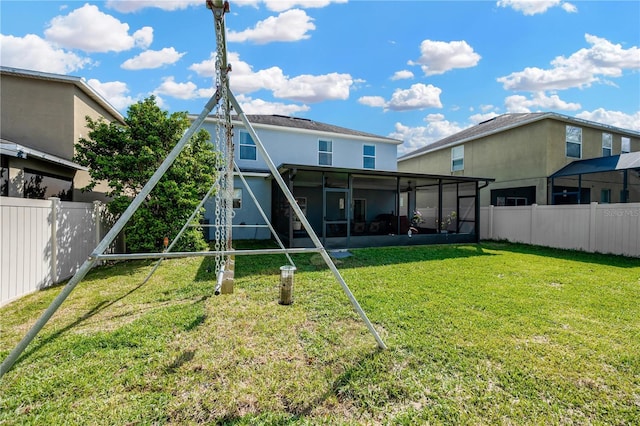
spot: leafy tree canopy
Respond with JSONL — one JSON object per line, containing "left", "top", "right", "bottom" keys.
{"left": 75, "top": 96, "right": 220, "bottom": 253}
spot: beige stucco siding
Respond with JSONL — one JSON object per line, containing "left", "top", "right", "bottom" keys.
{"left": 1, "top": 75, "right": 75, "bottom": 159}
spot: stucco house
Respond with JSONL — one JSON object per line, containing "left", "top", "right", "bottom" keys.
{"left": 398, "top": 113, "right": 640, "bottom": 207}
{"left": 196, "top": 114, "right": 493, "bottom": 249}
{"left": 0, "top": 66, "right": 125, "bottom": 202}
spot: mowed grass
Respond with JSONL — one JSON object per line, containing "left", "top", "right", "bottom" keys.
{"left": 1, "top": 242, "right": 638, "bottom": 425}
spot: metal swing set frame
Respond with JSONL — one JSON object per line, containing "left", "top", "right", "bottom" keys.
{"left": 0, "top": 0, "right": 386, "bottom": 378}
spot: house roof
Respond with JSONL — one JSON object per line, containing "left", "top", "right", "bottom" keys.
{"left": 220, "top": 114, "right": 402, "bottom": 145}
{"left": 550, "top": 152, "right": 640, "bottom": 178}
{"left": 398, "top": 112, "right": 640, "bottom": 162}
{"left": 0, "top": 66, "right": 125, "bottom": 125}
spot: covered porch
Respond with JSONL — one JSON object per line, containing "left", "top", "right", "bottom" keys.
{"left": 272, "top": 164, "right": 493, "bottom": 249}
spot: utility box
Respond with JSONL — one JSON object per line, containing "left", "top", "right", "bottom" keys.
{"left": 279, "top": 265, "right": 296, "bottom": 305}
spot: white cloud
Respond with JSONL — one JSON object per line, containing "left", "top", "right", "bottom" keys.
{"left": 86, "top": 78, "right": 137, "bottom": 111}
{"left": 562, "top": 2, "right": 578, "bottom": 13}
{"left": 106, "top": 0, "right": 202, "bottom": 13}
{"left": 497, "top": 0, "right": 572, "bottom": 15}
{"left": 576, "top": 108, "right": 640, "bottom": 132}
{"left": 227, "top": 9, "right": 315, "bottom": 44}
{"left": 121, "top": 47, "right": 186, "bottom": 70}
{"left": 273, "top": 72, "right": 352, "bottom": 102}
{"left": 190, "top": 51, "right": 352, "bottom": 102}
{"left": 358, "top": 84, "right": 443, "bottom": 112}
{"left": 387, "top": 84, "right": 443, "bottom": 111}
{"left": 391, "top": 70, "right": 414, "bottom": 81}
{"left": 234, "top": 94, "right": 310, "bottom": 115}
{"left": 498, "top": 34, "right": 640, "bottom": 91}
{"left": 358, "top": 96, "right": 387, "bottom": 108}
{"left": 469, "top": 112, "right": 500, "bottom": 124}
{"left": 410, "top": 39, "right": 481, "bottom": 76}
{"left": 0, "top": 33, "right": 92, "bottom": 74}
{"left": 44, "top": 4, "right": 153, "bottom": 53}
{"left": 505, "top": 92, "right": 581, "bottom": 112}
{"left": 392, "top": 117, "right": 467, "bottom": 156}
{"left": 153, "top": 76, "right": 214, "bottom": 100}
{"left": 233, "top": 0, "right": 347, "bottom": 12}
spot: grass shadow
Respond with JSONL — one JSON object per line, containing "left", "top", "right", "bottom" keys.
{"left": 483, "top": 240, "right": 640, "bottom": 268}
{"left": 10, "top": 262, "right": 158, "bottom": 369}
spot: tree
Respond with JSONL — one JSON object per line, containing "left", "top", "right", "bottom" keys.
{"left": 75, "top": 96, "right": 220, "bottom": 253}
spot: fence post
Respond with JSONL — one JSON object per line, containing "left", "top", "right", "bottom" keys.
{"left": 49, "top": 197, "right": 60, "bottom": 284}
{"left": 93, "top": 201, "right": 102, "bottom": 266}
{"left": 488, "top": 205, "right": 494, "bottom": 240}
{"left": 530, "top": 204, "right": 538, "bottom": 246}
{"left": 589, "top": 202, "right": 597, "bottom": 253}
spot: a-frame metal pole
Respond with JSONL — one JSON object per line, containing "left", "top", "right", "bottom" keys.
{"left": 0, "top": 90, "right": 224, "bottom": 378}
{"left": 229, "top": 92, "right": 387, "bottom": 350}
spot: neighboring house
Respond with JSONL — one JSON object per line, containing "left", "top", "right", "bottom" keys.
{"left": 398, "top": 112, "right": 640, "bottom": 207}
{"left": 0, "top": 66, "right": 125, "bottom": 202}
{"left": 196, "top": 114, "right": 493, "bottom": 249}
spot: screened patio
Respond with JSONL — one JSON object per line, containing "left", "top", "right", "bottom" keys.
{"left": 272, "top": 164, "right": 493, "bottom": 249}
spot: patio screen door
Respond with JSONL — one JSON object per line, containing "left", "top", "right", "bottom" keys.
{"left": 324, "top": 189, "right": 349, "bottom": 239}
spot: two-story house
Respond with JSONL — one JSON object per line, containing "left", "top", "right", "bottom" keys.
{"left": 0, "top": 66, "right": 125, "bottom": 202}
{"left": 398, "top": 112, "right": 640, "bottom": 207}
{"left": 197, "top": 114, "right": 493, "bottom": 248}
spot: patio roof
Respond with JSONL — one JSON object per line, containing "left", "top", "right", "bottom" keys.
{"left": 278, "top": 163, "right": 495, "bottom": 186}
{"left": 550, "top": 152, "right": 640, "bottom": 178}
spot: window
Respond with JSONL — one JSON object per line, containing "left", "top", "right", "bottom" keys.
{"left": 239, "top": 131, "right": 256, "bottom": 160}
{"left": 621, "top": 137, "right": 630, "bottom": 154}
{"left": 318, "top": 139, "right": 332, "bottom": 166}
{"left": 232, "top": 188, "right": 242, "bottom": 209}
{"left": 601, "top": 189, "right": 611, "bottom": 204}
{"left": 0, "top": 156, "right": 8, "bottom": 197}
{"left": 363, "top": 144, "right": 375, "bottom": 169}
{"left": 602, "top": 133, "right": 612, "bottom": 156}
{"left": 566, "top": 125, "right": 582, "bottom": 158}
{"left": 451, "top": 145, "right": 464, "bottom": 171}
{"left": 23, "top": 169, "right": 73, "bottom": 200}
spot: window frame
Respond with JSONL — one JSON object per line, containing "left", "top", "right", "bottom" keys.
{"left": 318, "top": 139, "right": 333, "bottom": 166}
{"left": 621, "top": 137, "right": 630, "bottom": 154}
{"left": 602, "top": 133, "right": 612, "bottom": 157}
{"left": 363, "top": 144, "right": 376, "bottom": 169}
{"left": 451, "top": 145, "right": 464, "bottom": 172}
{"left": 238, "top": 130, "right": 257, "bottom": 161}
{"left": 565, "top": 125, "right": 582, "bottom": 159}
{"left": 232, "top": 188, "right": 242, "bottom": 209}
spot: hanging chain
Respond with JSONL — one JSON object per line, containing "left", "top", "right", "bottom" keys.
{"left": 213, "top": 9, "right": 227, "bottom": 275}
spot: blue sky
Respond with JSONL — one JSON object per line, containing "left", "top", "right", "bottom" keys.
{"left": 1, "top": 0, "right": 639, "bottom": 155}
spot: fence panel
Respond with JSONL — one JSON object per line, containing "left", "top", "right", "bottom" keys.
{"left": 481, "top": 203, "right": 640, "bottom": 257}
{"left": 1, "top": 198, "right": 52, "bottom": 306}
{"left": 1, "top": 197, "right": 104, "bottom": 307}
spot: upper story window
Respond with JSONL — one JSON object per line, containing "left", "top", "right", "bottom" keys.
{"left": 363, "top": 144, "right": 375, "bottom": 169}
{"left": 318, "top": 139, "right": 332, "bottom": 166}
{"left": 451, "top": 145, "right": 464, "bottom": 171}
{"left": 566, "top": 125, "right": 582, "bottom": 158}
{"left": 602, "top": 133, "right": 612, "bottom": 156}
{"left": 621, "top": 137, "right": 630, "bottom": 154}
{"left": 239, "top": 131, "right": 256, "bottom": 161}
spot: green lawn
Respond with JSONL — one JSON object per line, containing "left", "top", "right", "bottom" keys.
{"left": 1, "top": 242, "right": 639, "bottom": 425}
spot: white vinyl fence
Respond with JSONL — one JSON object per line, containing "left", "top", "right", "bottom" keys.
{"left": 480, "top": 202, "right": 640, "bottom": 258}
{"left": 0, "top": 197, "right": 107, "bottom": 307}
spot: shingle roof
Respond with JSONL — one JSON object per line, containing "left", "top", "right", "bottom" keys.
{"left": 398, "top": 113, "right": 548, "bottom": 161}
{"left": 398, "top": 112, "right": 640, "bottom": 162}
{"left": 233, "top": 114, "right": 402, "bottom": 144}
